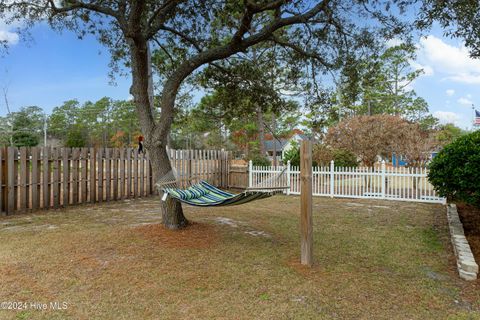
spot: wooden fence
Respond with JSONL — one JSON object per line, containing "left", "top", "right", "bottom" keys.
{"left": 167, "top": 149, "right": 231, "bottom": 189}
{"left": 0, "top": 147, "right": 230, "bottom": 215}
{"left": 228, "top": 164, "right": 249, "bottom": 189}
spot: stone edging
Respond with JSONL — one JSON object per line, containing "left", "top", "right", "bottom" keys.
{"left": 447, "top": 204, "right": 478, "bottom": 281}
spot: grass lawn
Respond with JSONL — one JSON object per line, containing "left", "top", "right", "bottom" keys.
{"left": 0, "top": 196, "right": 479, "bottom": 319}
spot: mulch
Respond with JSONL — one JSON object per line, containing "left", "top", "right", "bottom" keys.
{"left": 456, "top": 203, "right": 480, "bottom": 263}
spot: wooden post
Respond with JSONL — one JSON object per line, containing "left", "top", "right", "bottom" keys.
{"left": 0, "top": 147, "right": 6, "bottom": 215}
{"left": 119, "top": 148, "right": 125, "bottom": 199}
{"left": 42, "top": 147, "right": 50, "bottom": 209}
{"left": 6, "top": 147, "right": 15, "bottom": 214}
{"left": 133, "top": 149, "right": 138, "bottom": 197}
{"left": 89, "top": 148, "right": 96, "bottom": 203}
{"left": 145, "top": 151, "right": 151, "bottom": 195}
{"left": 300, "top": 140, "right": 313, "bottom": 266}
{"left": 112, "top": 149, "right": 118, "bottom": 200}
{"left": 62, "top": 148, "right": 70, "bottom": 206}
{"left": 31, "top": 147, "right": 42, "bottom": 210}
{"left": 105, "top": 148, "right": 111, "bottom": 201}
{"left": 140, "top": 150, "right": 145, "bottom": 197}
{"left": 52, "top": 148, "right": 60, "bottom": 208}
{"left": 126, "top": 149, "right": 132, "bottom": 198}
{"left": 72, "top": 148, "right": 80, "bottom": 204}
{"left": 97, "top": 148, "right": 104, "bottom": 202}
{"left": 19, "top": 147, "right": 27, "bottom": 212}
{"left": 248, "top": 160, "right": 253, "bottom": 188}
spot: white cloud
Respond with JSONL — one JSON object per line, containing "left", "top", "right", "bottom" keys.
{"left": 447, "top": 74, "right": 480, "bottom": 84}
{"left": 386, "top": 38, "right": 403, "bottom": 48}
{"left": 433, "top": 111, "right": 461, "bottom": 125}
{"left": 0, "top": 14, "right": 21, "bottom": 46}
{"left": 458, "top": 97, "right": 473, "bottom": 106}
{"left": 409, "top": 60, "right": 434, "bottom": 76}
{"left": 416, "top": 35, "right": 480, "bottom": 84}
{"left": 446, "top": 89, "right": 455, "bottom": 96}
{"left": 0, "top": 29, "right": 19, "bottom": 45}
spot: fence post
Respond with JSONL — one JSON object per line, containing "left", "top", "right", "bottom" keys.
{"left": 0, "top": 147, "right": 6, "bottom": 215}
{"left": 330, "top": 160, "right": 334, "bottom": 198}
{"left": 286, "top": 160, "right": 291, "bottom": 195}
{"left": 300, "top": 140, "right": 313, "bottom": 266}
{"left": 248, "top": 160, "right": 253, "bottom": 188}
{"left": 7, "top": 147, "right": 16, "bottom": 214}
{"left": 381, "top": 160, "right": 386, "bottom": 199}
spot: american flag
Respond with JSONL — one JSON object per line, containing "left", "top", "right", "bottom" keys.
{"left": 476, "top": 110, "right": 480, "bottom": 126}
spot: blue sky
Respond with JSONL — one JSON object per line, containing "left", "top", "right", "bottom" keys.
{"left": 1, "top": 21, "right": 479, "bottom": 130}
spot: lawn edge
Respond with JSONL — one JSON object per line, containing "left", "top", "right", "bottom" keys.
{"left": 447, "top": 203, "right": 479, "bottom": 280}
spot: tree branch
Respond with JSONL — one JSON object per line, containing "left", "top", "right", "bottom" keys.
{"left": 246, "top": 0, "right": 286, "bottom": 13}
{"left": 47, "top": 0, "right": 127, "bottom": 27}
{"left": 270, "top": 35, "right": 334, "bottom": 68}
{"left": 152, "top": 38, "right": 175, "bottom": 64}
{"left": 147, "top": 0, "right": 184, "bottom": 38}
{"left": 156, "top": 0, "right": 331, "bottom": 139}
{"left": 158, "top": 25, "right": 203, "bottom": 51}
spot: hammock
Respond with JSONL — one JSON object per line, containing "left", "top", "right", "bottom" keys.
{"left": 157, "top": 165, "right": 289, "bottom": 207}
{"left": 162, "top": 180, "right": 285, "bottom": 207}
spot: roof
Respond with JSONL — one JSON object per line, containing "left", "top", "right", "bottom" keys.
{"left": 293, "top": 133, "right": 308, "bottom": 140}
{"left": 264, "top": 139, "right": 289, "bottom": 152}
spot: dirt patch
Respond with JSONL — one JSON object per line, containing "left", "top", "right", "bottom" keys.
{"left": 456, "top": 203, "right": 480, "bottom": 263}
{"left": 286, "top": 258, "right": 325, "bottom": 278}
{"left": 133, "top": 222, "right": 219, "bottom": 249}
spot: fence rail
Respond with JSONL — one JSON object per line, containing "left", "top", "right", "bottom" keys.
{"left": 249, "top": 160, "right": 445, "bottom": 204}
{"left": 1, "top": 147, "right": 230, "bottom": 215}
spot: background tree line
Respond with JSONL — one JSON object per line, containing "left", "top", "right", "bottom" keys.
{"left": 0, "top": 98, "right": 141, "bottom": 148}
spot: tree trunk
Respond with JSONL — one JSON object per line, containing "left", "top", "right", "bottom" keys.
{"left": 148, "top": 145, "right": 188, "bottom": 229}
{"left": 272, "top": 113, "right": 277, "bottom": 166}
{"left": 257, "top": 105, "right": 266, "bottom": 156}
{"left": 129, "top": 38, "right": 187, "bottom": 229}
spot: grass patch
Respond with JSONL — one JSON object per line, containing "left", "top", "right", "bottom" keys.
{"left": 421, "top": 226, "right": 443, "bottom": 253}
{"left": 0, "top": 196, "right": 479, "bottom": 319}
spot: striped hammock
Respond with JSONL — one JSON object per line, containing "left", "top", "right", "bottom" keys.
{"left": 162, "top": 180, "right": 282, "bottom": 207}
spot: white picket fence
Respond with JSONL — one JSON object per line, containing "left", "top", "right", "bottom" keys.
{"left": 248, "top": 160, "right": 445, "bottom": 204}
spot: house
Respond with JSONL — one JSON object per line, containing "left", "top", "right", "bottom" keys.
{"left": 264, "top": 132, "right": 308, "bottom": 163}
{"left": 391, "top": 151, "right": 439, "bottom": 167}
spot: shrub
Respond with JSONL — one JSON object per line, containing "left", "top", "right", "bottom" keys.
{"left": 12, "top": 131, "right": 39, "bottom": 147}
{"left": 332, "top": 149, "right": 358, "bottom": 167}
{"left": 247, "top": 154, "right": 271, "bottom": 166}
{"left": 313, "top": 144, "right": 357, "bottom": 167}
{"left": 312, "top": 144, "right": 332, "bottom": 166}
{"left": 428, "top": 130, "right": 480, "bottom": 206}
{"left": 283, "top": 142, "right": 300, "bottom": 166}
{"left": 65, "top": 129, "right": 87, "bottom": 147}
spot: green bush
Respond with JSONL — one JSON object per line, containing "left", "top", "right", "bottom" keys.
{"left": 283, "top": 142, "right": 300, "bottom": 166}
{"left": 247, "top": 154, "right": 271, "bottom": 166}
{"left": 12, "top": 131, "right": 39, "bottom": 147}
{"left": 332, "top": 149, "right": 358, "bottom": 167}
{"left": 428, "top": 130, "right": 480, "bottom": 206}
{"left": 65, "top": 129, "right": 87, "bottom": 147}
{"left": 313, "top": 144, "right": 357, "bottom": 167}
{"left": 284, "top": 141, "right": 322, "bottom": 167}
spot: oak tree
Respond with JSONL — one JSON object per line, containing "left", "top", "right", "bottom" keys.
{"left": 1, "top": 0, "right": 411, "bottom": 229}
